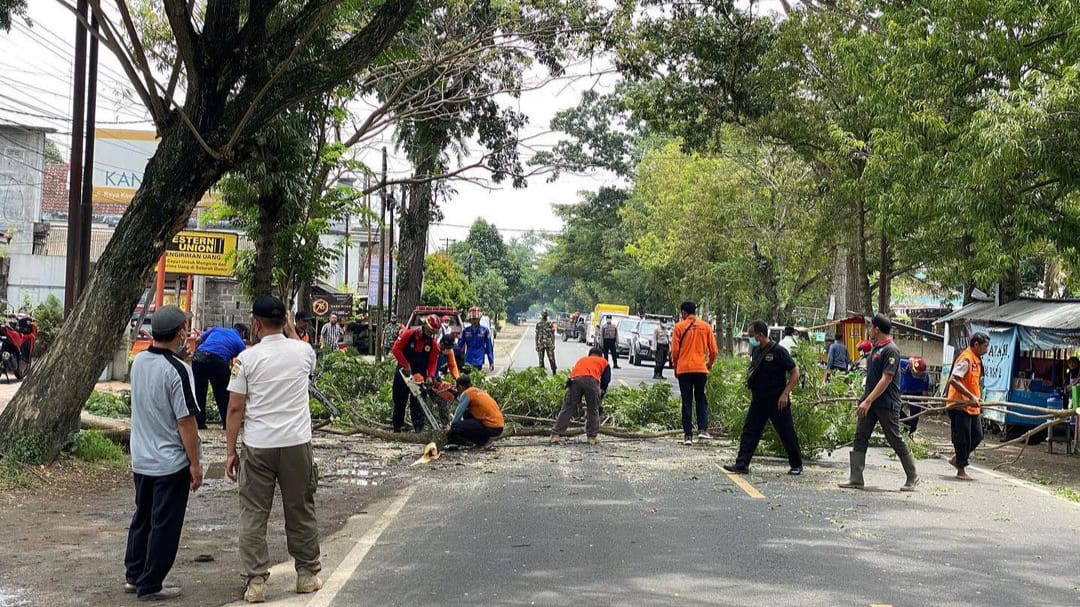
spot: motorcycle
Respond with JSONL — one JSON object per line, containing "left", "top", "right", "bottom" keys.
{"left": 0, "top": 313, "right": 36, "bottom": 381}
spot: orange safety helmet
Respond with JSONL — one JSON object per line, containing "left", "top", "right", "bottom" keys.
{"left": 857, "top": 339, "right": 873, "bottom": 353}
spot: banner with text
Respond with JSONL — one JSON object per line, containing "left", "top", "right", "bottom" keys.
{"left": 969, "top": 324, "right": 1018, "bottom": 396}
{"left": 93, "top": 129, "right": 218, "bottom": 206}
{"left": 165, "top": 230, "right": 238, "bottom": 276}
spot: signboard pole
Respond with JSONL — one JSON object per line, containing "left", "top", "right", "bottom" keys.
{"left": 375, "top": 148, "right": 387, "bottom": 363}
{"left": 64, "top": 0, "right": 88, "bottom": 316}
{"left": 184, "top": 275, "right": 193, "bottom": 312}
{"left": 154, "top": 254, "right": 166, "bottom": 310}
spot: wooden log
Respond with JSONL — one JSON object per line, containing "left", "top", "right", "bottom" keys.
{"left": 80, "top": 411, "right": 130, "bottom": 444}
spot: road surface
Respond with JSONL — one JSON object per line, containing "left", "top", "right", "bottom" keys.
{"left": 277, "top": 439, "right": 1080, "bottom": 607}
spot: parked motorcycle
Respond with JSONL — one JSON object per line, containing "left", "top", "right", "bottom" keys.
{"left": 0, "top": 313, "right": 36, "bottom": 381}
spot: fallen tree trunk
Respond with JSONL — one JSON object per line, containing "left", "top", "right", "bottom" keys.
{"left": 80, "top": 411, "right": 130, "bottom": 445}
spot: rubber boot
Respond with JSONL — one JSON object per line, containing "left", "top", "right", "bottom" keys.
{"left": 899, "top": 451, "right": 920, "bottom": 492}
{"left": 838, "top": 450, "right": 865, "bottom": 489}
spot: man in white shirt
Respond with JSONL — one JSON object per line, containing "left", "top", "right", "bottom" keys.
{"left": 778, "top": 326, "right": 799, "bottom": 353}
{"left": 226, "top": 295, "right": 321, "bottom": 603}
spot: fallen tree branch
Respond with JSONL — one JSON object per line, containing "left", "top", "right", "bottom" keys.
{"left": 80, "top": 411, "right": 130, "bottom": 444}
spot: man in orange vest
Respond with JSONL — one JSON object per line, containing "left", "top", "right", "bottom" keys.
{"left": 946, "top": 332, "right": 989, "bottom": 481}
{"left": 550, "top": 348, "right": 611, "bottom": 445}
{"left": 447, "top": 375, "right": 504, "bottom": 450}
{"left": 671, "top": 301, "right": 718, "bottom": 445}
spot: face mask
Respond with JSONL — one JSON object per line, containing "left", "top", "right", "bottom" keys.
{"left": 747, "top": 336, "right": 760, "bottom": 347}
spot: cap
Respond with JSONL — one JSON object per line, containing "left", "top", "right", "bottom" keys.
{"left": 151, "top": 305, "right": 187, "bottom": 335}
{"left": 296, "top": 310, "right": 314, "bottom": 322}
{"left": 871, "top": 313, "right": 892, "bottom": 335}
{"left": 252, "top": 294, "right": 286, "bottom": 320}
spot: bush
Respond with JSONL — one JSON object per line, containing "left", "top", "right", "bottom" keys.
{"left": 314, "top": 350, "right": 397, "bottom": 424}
{"left": 0, "top": 433, "right": 48, "bottom": 489}
{"left": 31, "top": 294, "right": 64, "bottom": 357}
{"left": 84, "top": 390, "right": 131, "bottom": 418}
{"left": 70, "top": 430, "right": 127, "bottom": 466}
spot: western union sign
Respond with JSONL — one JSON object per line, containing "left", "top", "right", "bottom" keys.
{"left": 165, "top": 230, "right": 238, "bottom": 276}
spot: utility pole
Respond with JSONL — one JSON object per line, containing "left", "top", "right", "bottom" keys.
{"left": 364, "top": 174, "right": 373, "bottom": 356}
{"left": 375, "top": 148, "right": 387, "bottom": 362}
{"left": 387, "top": 184, "right": 397, "bottom": 319}
{"left": 78, "top": 13, "right": 99, "bottom": 294}
{"left": 63, "top": 0, "right": 89, "bottom": 316}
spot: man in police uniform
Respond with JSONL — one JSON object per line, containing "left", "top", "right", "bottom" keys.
{"left": 225, "top": 295, "right": 321, "bottom": 603}
{"left": 458, "top": 306, "right": 494, "bottom": 371}
{"left": 723, "top": 320, "right": 803, "bottom": 475}
{"left": 600, "top": 316, "right": 620, "bottom": 368}
{"left": 839, "top": 314, "right": 919, "bottom": 491}
{"left": 535, "top": 311, "right": 557, "bottom": 375}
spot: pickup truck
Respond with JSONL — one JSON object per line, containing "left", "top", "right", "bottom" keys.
{"left": 557, "top": 312, "right": 587, "bottom": 342}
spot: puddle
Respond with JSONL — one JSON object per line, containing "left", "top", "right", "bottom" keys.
{"left": 321, "top": 457, "right": 391, "bottom": 487}
{"left": 0, "top": 588, "right": 27, "bottom": 607}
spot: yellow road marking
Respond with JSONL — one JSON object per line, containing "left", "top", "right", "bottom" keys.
{"left": 721, "top": 467, "right": 765, "bottom": 499}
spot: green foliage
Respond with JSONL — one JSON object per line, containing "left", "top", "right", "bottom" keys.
{"left": 70, "top": 430, "right": 127, "bottom": 466}
{"left": 84, "top": 391, "right": 132, "bottom": 418}
{"left": 1055, "top": 487, "right": 1080, "bottom": 503}
{"left": 0, "top": 0, "right": 27, "bottom": 33}
{"left": 31, "top": 294, "right": 63, "bottom": 357}
{"left": 1, "top": 432, "right": 46, "bottom": 465}
{"left": 422, "top": 253, "right": 476, "bottom": 310}
{"left": 314, "top": 350, "right": 397, "bottom": 425}
{"left": 483, "top": 367, "right": 571, "bottom": 419}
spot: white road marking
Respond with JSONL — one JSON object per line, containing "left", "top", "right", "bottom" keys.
{"left": 305, "top": 486, "right": 416, "bottom": 607}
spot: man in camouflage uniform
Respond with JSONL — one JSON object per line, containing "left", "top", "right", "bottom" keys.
{"left": 382, "top": 315, "right": 401, "bottom": 355}
{"left": 535, "top": 311, "right": 557, "bottom": 375}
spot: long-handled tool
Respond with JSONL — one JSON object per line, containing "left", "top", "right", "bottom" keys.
{"left": 399, "top": 368, "right": 444, "bottom": 434}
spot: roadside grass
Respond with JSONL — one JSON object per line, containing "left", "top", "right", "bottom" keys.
{"left": 0, "top": 433, "right": 47, "bottom": 489}
{"left": 1054, "top": 487, "right": 1080, "bottom": 503}
{"left": 70, "top": 430, "right": 127, "bottom": 467}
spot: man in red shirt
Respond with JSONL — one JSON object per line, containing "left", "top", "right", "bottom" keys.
{"left": 550, "top": 348, "right": 611, "bottom": 445}
{"left": 390, "top": 315, "right": 442, "bottom": 433}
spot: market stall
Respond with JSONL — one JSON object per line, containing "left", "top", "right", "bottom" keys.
{"left": 935, "top": 299, "right": 1080, "bottom": 453}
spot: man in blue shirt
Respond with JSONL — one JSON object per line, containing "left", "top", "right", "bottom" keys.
{"left": 824, "top": 334, "right": 851, "bottom": 381}
{"left": 192, "top": 323, "right": 248, "bottom": 429}
{"left": 457, "top": 306, "right": 494, "bottom": 371}
{"left": 899, "top": 356, "right": 930, "bottom": 436}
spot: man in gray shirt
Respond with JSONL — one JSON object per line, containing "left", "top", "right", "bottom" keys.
{"left": 124, "top": 305, "right": 203, "bottom": 602}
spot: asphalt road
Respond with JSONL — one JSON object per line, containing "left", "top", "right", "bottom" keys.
{"left": 510, "top": 322, "right": 678, "bottom": 389}
{"left": 319, "top": 440, "right": 1080, "bottom": 607}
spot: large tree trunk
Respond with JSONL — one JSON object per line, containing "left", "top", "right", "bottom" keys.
{"left": 0, "top": 124, "right": 223, "bottom": 460}
{"left": 396, "top": 181, "right": 432, "bottom": 317}
{"left": 876, "top": 231, "right": 890, "bottom": 315}
{"left": 854, "top": 198, "right": 871, "bottom": 314}
{"left": 253, "top": 190, "right": 285, "bottom": 297}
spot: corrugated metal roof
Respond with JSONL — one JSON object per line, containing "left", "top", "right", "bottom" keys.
{"left": 934, "top": 299, "right": 1080, "bottom": 330}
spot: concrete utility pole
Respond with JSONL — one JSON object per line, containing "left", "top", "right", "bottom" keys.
{"left": 78, "top": 13, "right": 99, "bottom": 295}
{"left": 376, "top": 148, "right": 387, "bottom": 362}
{"left": 63, "top": 0, "right": 88, "bottom": 315}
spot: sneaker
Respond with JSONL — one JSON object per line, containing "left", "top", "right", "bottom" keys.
{"left": 682, "top": 435, "right": 693, "bottom": 446}
{"left": 124, "top": 582, "right": 136, "bottom": 594}
{"left": 296, "top": 571, "right": 323, "bottom": 594}
{"left": 548, "top": 434, "right": 561, "bottom": 444}
{"left": 788, "top": 467, "right": 803, "bottom": 476}
{"left": 138, "top": 587, "right": 182, "bottom": 602}
{"left": 697, "top": 432, "right": 713, "bottom": 440}
{"left": 244, "top": 577, "right": 267, "bottom": 603}
{"left": 722, "top": 464, "right": 749, "bottom": 475}
{"left": 586, "top": 436, "right": 599, "bottom": 445}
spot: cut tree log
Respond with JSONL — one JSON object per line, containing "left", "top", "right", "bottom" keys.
{"left": 80, "top": 411, "right": 130, "bottom": 445}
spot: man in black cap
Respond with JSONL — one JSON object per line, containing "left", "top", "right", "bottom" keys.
{"left": 839, "top": 313, "right": 919, "bottom": 491}
{"left": 124, "top": 305, "right": 202, "bottom": 601}
{"left": 225, "top": 295, "right": 322, "bottom": 602}
{"left": 295, "top": 311, "right": 316, "bottom": 349}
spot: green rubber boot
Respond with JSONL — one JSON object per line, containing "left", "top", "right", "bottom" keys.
{"left": 838, "top": 450, "right": 865, "bottom": 489}
{"left": 899, "top": 451, "right": 920, "bottom": 492}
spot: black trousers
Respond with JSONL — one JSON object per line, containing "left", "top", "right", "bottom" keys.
{"left": 735, "top": 392, "right": 803, "bottom": 468}
{"left": 192, "top": 353, "right": 231, "bottom": 429}
{"left": 948, "top": 409, "right": 983, "bottom": 468}
{"left": 653, "top": 344, "right": 669, "bottom": 376}
{"left": 602, "top": 338, "right": 619, "bottom": 366}
{"left": 852, "top": 406, "right": 910, "bottom": 457}
{"left": 392, "top": 368, "right": 425, "bottom": 432}
{"left": 124, "top": 467, "right": 191, "bottom": 597}
{"left": 449, "top": 413, "right": 503, "bottom": 446}
{"left": 677, "top": 372, "right": 709, "bottom": 436}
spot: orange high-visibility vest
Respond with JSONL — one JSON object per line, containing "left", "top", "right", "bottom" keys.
{"left": 946, "top": 347, "right": 983, "bottom": 415}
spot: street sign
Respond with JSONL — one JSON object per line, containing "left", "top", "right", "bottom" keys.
{"left": 164, "top": 230, "right": 238, "bottom": 276}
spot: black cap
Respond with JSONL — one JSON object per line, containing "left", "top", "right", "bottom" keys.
{"left": 252, "top": 295, "right": 286, "bottom": 320}
{"left": 151, "top": 305, "right": 187, "bottom": 335}
{"left": 872, "top": 313, "right": 892, "bottom": 335}
{"left": 296, "top": 310, "right": 314, "bottom": 322}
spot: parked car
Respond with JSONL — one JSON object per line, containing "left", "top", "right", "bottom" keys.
{"left": 628, "top": 315, "right": 674, "bottom": 367}
{"left": 558, "top": 312, "right": 587, "bottom": 343}
{"left": 588, "top": 312, "right": 634, "bottom": 348}
{"left": 615, "top": 316, "right": 640, "bottom": 355}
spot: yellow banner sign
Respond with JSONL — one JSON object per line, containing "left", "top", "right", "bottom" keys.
{"left": 164, "top": 230, "right": 238, "bottom": 276}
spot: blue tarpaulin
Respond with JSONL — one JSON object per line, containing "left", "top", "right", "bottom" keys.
{"left": 970, "top": 324, "right": 1018, "bottom": 396}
